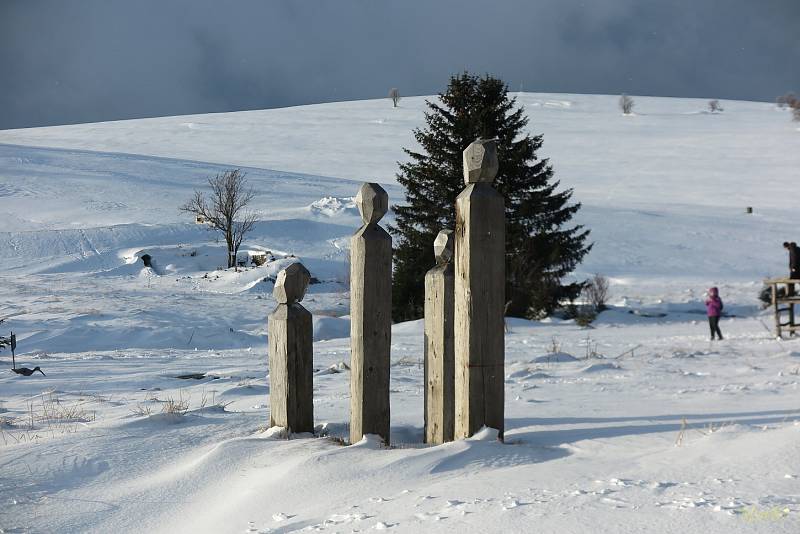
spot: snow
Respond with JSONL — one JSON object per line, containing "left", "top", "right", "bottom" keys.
{"left": 1, "top": 93, "right": 799, "bottom": 533}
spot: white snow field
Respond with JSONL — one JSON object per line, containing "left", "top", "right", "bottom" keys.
{"left": 1, "top": 94, "right": 799, "bottom": 533}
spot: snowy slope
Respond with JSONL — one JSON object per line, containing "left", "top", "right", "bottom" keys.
{"left": 0, "top": 94, "right": 799, "bottom": 533}
{"left": 1, "top": 94, "right": 797, "bottom": 206}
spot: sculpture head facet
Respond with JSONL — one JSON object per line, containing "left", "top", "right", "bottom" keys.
{"left": 433, "top": 229, "right": 454, "bottom": 265}
{"left": 463, "top": 138, "right": 499, "bottom": 184}
{"left": 273, "top": 262, "right": 311, "bottom": 304}
{"left": 355, "top": 182, "right": 388, "bottom": 225}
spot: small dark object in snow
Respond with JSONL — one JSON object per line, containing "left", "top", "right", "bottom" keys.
{"left": 175, "top": 373, "right": 211, "bottom": 380}
{"left": 141, "top": 254, "right": 152, "bottom": 268}
{"left": 309, "top": 277, "right": 322, "bottom": 285}
{"left": 12, "top": 366, "right": 45, "bottom": 376}
{"left": 628, "top": 310, "right": 668, "bottom": 318}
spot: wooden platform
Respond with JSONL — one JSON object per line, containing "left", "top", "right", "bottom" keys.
{"left": 764, "top": 278, "right": 800, "bottom": 338}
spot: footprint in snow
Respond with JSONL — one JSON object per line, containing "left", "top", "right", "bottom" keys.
{"left": 245, "top": 521, "right": 271, "bottom": 533}
{"left": 414, "top": 512, "right": 445, "bottom": 521}
{"left": 502, "top": 498, "right": 526, "bottom": 510}
{"left": 326, "top": 513, "right": 367, "bottom": 525}
{"left": 414, "top": 495, "right": 435, "bottom": 507}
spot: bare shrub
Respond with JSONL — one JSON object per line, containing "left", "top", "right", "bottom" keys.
{"left": 38, "top": 393, "right": 96, "bottom": 425}
{"left": 161, "top": 394, "right": 190, "bottom": 415}
{"left": 340, "top": 249, "right": 351, "bottom": 287}
{"left": 776, "top": 92, "right": 800, "bottom": 121}
{"left": 548, "top": 335, "right": 561, "bottom": 354}
{"left": 197, "top": 389, "right": 232, "bottom": 413}
{"left": 776, "top": 92, "right": 796, "bottom": 109}
{"left": 181, "top": 169, "right": 258, "bottom": 268}
{"left": 1, "top": 392, "right": 97, "bottom": 443}
{"left": 675, "top": 417, "right": 688, "bottom": 446}
{"left": 131, "top": 403, "right": 152, "bottom": 417}
{"left": 583, "top": 273, "right": 610, "bottom": 312}
{"left": 708, "top": 99, "right": 723, "bottom": 113}
{"left": 388, "top": 87, "right": 401, "bottom": 108}
{"left": 575, "top": 308, "right": 597, "bottom": 327}
{"left": 582, "top": 333, "right": 599, "bottom": 358}
{"left": 619, "top": 94, "right": 634, "bottom": 114}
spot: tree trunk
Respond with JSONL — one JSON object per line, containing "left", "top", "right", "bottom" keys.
{"left": 226, "top": 235, "right": 235, "bottom": 268}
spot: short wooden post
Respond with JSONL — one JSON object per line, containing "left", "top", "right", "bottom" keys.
{"left": 350, "top": 183, "right": 392, "bottom": 445}
{"left": 424, "top": 229, "right": 455, "bottom": 444}
{"left": 268, "top": 262, "right": 314, "bottom": 433}
{"left": 454, "top": 138, "right": 505, "bottom": 440}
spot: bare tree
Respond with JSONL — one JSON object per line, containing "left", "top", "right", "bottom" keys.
{"left": 583, "top": 274, "right": 610, "bottom": 312}
{"left": 776, "top": 92, "right": 796, "bottom": 109}
{"left": 388, "top": 87, "right": 401, "bottom": 108}
{"left": 619, "top": 93, "right": 634, "bottom": 115}
{"left": 708, "top": 99, "right": 723, "bottom": 113}
{"left": 791, "top": 97, "right": 800, "bottom": 122}
{"left": 181, "top": 169, "right": 258, "bottom": 268}
{"left": 776, "top": 92, "right": 800, "bottom": 121}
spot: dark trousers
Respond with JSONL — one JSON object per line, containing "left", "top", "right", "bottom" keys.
{"left": 708, "top": 316, "right": 723, "bottom": 340}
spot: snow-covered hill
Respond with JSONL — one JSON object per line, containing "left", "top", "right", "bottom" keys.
{"left": 0, "top": 94, "right": 798, "bottom": 533}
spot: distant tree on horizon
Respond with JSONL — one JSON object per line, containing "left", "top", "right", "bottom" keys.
{"left": 389, "top": 88, "right": 401, "bottom": 108}
{"left": 708, "top": 99, "right": 723, "bottom": 113}
{"left": 619, "top": 94, "right": 634, "bottom": 115}
{"left": 181, "top": 169, "right": 258, "bottom": 269}
{"left": 390, "top": 72, "right": 591, "bottom": 321}
{"left": 777, "top": 92, "right": 800, "bottom": 121}
{"left": 776, "top": 92, "right": 796, "bottom": 109}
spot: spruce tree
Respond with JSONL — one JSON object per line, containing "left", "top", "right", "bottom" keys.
{"left": 390, "top": 72, "right": 591, "bottom": 321}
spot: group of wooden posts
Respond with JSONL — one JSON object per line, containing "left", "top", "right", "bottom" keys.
{"left": 268, "top": 139, "right": 505, "bottom": 446}
{"left": 765, "top": 278, "right": 800, "bottom": 338}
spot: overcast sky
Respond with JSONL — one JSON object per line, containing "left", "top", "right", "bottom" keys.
{"left": 1, "top": 0, "right": 798, "bottom": 129}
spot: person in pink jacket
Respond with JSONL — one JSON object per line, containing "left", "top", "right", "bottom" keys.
{"left": 705, "top": 287, "right": 724, "bottom": 340}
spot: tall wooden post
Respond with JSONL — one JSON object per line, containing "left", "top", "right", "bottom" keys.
{"left": 773, "top": 283, "right": 781, "bottom": 339}
{"left": 424, "top": 229, "right": 455, "bottom": 444}
{"left": 454, "top": 138, "right": 505, "bottom": 440}
{"left": 789, "top": 283, "right": 796, "bottom": 336}
{"left": 350, "top": 183, "right": 392, "bottom": 445}
{"left": 268, "top": 262, "right": 314, "bottom": 433}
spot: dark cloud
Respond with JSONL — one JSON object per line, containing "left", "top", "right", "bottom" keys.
{"left": 1, "top": 0, "right": 798, "bottom": 129}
